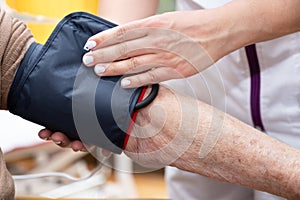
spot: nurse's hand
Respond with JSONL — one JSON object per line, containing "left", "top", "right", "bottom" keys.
{"left": 38, "top": 129, "right": 87, "bottom": 152}
{"left": 82, "top": 10, "right": 229, "bottom": 88}
{"left": 83, "top": 0, "right": 300, "bottom": 88}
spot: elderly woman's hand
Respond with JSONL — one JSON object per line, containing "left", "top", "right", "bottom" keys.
{"left": 38, "top": 129, "right": 87, "bottom": 151}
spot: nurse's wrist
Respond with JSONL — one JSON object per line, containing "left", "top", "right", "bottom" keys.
{"left": 206, "top": 1, "right": 256, "bottom": 59}
{"left": 202, "top": 0, "right": 271, "bottom": 61}
{"left": 190, "top": 7, "right": 246, "bottom": 63}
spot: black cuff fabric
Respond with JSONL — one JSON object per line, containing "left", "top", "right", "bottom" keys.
{"left": 8, "top": 12, "right": 143, "bottom": 154}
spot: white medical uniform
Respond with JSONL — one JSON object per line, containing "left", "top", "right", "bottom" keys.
{"left": 165, "top": 0, "right": 300, "bottom": 200}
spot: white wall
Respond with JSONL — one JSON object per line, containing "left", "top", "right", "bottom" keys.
{"left": 0, "top": 110, "right": 43, "bottom": 152}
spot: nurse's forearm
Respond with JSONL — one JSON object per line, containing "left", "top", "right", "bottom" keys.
{"left": 98, "top": 0, "right": 158, "bottom": 24}
{"left": 125, "top": 85, "right": 300, "bottom": 199}
{"left": 218, "top": 0, "right": 300, "bottom": 55}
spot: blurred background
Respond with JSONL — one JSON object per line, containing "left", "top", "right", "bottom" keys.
{"left": 0, "top": 0, "right": 175, "bottom": 199}
{"left": 2, "top": 0, "right": 175, "bottom": 44}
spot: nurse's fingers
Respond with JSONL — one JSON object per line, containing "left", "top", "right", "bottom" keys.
{"left": 120, "top": 67, "right": 181, "bottom": 88}
{"left": 93, "top": 54, "right": 158, "bottom": 76}
{"left": 84, "top": 20, "right": 147, "bottom": 51}
{"left": 82, "top": 37, "right": 154, "bottom": 67}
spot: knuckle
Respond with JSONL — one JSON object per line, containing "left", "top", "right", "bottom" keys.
{"left": 107, "top": 63, "right": 119, "bottom": 74}
{"left": 151, "top": 35, "right": 168, "bottom": 49}
{"left": 162, "top": 52, "right": 174, "bottom": 60}
{"left": 95, "top": 53, "right": 104, "bottom": 63}
{"left": 145, "top": 15, "right": 170, "bottom": 28}
{"left": 134, "top": 76, "right": 144, "bottom": 87}
{"left": 117, "top": 42, "right": 128, "bottom": 57}
{"left": 152, "top": 39, "right": 164, "bottom": 49}
{"left": 129, "top": 57, "right": 138, "bottom": 72}
{"left": 89, "top": 51, "right": 104, "bottom": 63}
{"left": 147, "top": 70, "right": 158, "bottom": 84}
{"left": 115, "top": 26, "right": 127, "bottom": 42}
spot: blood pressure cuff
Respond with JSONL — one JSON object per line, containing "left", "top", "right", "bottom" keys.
{"left": 7, "top": 12, "right": 147, "bottom": 154}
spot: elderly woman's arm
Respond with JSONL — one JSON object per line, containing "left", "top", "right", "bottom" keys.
{"left": 125, "top": 85, "right": 300, "bottom": 200}
{"left": 42, "top": 84, "right": 300, "bottom": 199}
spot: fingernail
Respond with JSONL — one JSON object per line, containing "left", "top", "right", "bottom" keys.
{"left": 55, "top": 141, "right": 62, "bottom": 145}
{"left": 42, "top": 137, "right": 49, "bottom": 141}
{"left": 121, "top": 79, "right": 131, "bottom": 87}
{"left": 83, "top": 55, "right": 94, "bottom": 65}
{"left": 83, "top": 40, "right": 96, "bottom": 51}
{"left": 95, "top": 64, "right": 106, "bottom": 74}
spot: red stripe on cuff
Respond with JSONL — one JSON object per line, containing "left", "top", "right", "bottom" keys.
{"left": 122, "top": 86, "right": 147, "bottom": 150}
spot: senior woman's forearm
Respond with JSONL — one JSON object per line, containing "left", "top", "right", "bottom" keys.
{"left": 125, "top": 85, "right": 300, "bottom": 199}
{"left": 175, "top": 102, "right": 300, "bottom": 199}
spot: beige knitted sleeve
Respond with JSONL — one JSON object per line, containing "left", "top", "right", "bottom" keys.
{"left": 0, "top": 7, "right": 35, "bottom": 198}
{"left": 0, "top": 7, "right": 34, "bottom": 109}
{"left": 0, "top": 148, "right": 14, "bottom": 200}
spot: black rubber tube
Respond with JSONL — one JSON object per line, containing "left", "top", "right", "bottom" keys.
{"left": 134, "top": 84, "right": 159, "bottom": 110}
